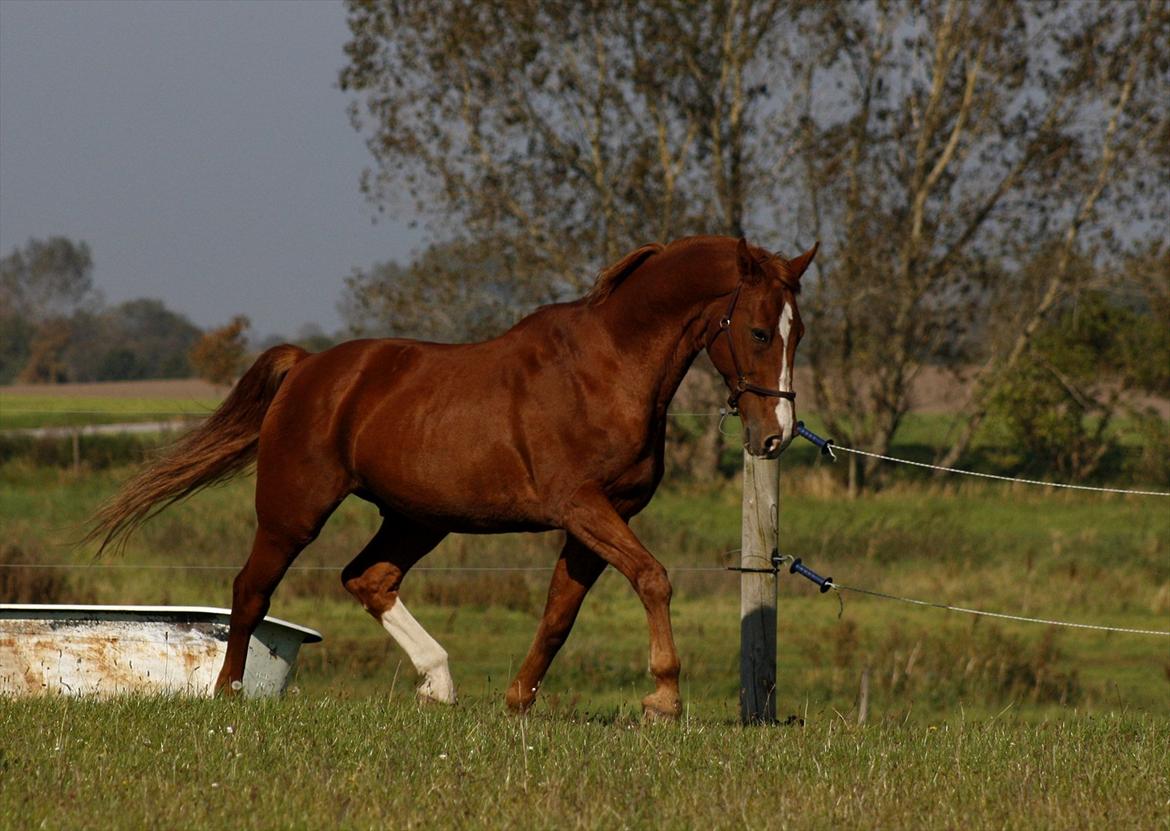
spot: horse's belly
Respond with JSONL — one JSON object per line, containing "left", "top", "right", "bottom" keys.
{"left": 370, "top": 485, "right": 552, "bottom": 534}
{"left": 353, "top": 442, "right": 551, "bottom": 532}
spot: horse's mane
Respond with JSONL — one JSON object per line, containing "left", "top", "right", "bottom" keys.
{"left": 583, "top": 237, "right": 801, "bottom": 305}
{"left": 583, "top": 243, "right": 665, "bottom": 306}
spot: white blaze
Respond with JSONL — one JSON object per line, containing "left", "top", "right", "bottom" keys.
{"left": 775, "top": 303, "right": 795, "bottom": 442}
{"left": 381, "top": 600, "right": 456, "bottom": 704}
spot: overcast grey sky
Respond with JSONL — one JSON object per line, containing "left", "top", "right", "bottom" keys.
{"left": 0, "top": 0, "right": 420, "bottom": 338}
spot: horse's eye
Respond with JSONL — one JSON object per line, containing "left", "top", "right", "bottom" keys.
{"left": 751, "top": 328, "right": 770, "bottom": 344}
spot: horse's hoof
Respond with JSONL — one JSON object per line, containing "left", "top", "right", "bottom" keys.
{"left": 414, "top": 669, "right": 453, "bottom": 706}
{"left": 416, "top": 688, "right": 457, "bottom": 705}
{"left": 417, "top": 684, "right": 457, "bottom": 705}
{"left": 505, "top": 685, "right": 536, "bottom": 715}
{"left": 416, "top": 678, "right": 456, "bottom": 706}
{"left": 213, "top": 678, "right": 243, "bottom": 698}
{"left": 641, "top": 690, "right": 682, "bottom": 722}
{"left": 505, "top": 700, "right": 533, "bottom": 717}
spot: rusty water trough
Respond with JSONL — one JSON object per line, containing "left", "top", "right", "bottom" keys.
{"left": 0, "top": 604, "right": 322, "bottom": 698}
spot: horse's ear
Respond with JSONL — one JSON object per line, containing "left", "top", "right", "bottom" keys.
{"left": 786, "top": 241, "right": 819, "bottom": 284}
{"left": 736, "top": 237, "right": 765, "bottom": 284}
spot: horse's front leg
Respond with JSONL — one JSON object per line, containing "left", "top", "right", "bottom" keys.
{"left": 562, "top": 488, "right": 682, "bottom": 721}
{"left": 506, "top": 535, "right": 606, "bottom": 713}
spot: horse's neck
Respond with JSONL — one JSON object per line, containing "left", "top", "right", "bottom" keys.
{"left": 593, "top": 246, "right": 735, "bottom": 416}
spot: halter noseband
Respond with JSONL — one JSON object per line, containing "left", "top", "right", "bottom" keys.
{"left": 715, "top": 284, "right": 796, "bottom": 415}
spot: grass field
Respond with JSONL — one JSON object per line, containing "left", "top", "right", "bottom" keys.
{"left": 1, "top": 697, "right": 1166, "bottom": 830}
{"left": 1, "top": 389, "right": 1168, "bottom": 828}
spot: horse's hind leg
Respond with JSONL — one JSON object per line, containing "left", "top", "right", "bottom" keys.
{"left": 341, "top": 516, "right": 453, "bottom": 703}
{"left": 214, "top": 523, "right": 323, "bottom": 694}
{"left": 506, "top": 535, "right": 606, "bottom": 713}
{"left": 214, "top": 465, "right": 348, "bottom": 694}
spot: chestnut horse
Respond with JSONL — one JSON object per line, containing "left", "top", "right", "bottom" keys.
{"left": 90, "top": 235, "right": 815, "bottom": 719}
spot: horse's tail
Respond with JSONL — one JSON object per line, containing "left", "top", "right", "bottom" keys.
{"left": 87, "top": 344, "right": 310, "bottom": 554}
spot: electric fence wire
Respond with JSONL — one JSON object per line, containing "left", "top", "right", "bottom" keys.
{"left": 830, "top": 444, "right": 1170, "bottom": 497}
{"left": 826, "top": 581, "right": 1170, "bottom": 637}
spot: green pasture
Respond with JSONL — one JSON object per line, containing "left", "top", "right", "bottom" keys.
{"left": 1, "top": 399, "right": 1168, "bottom": 829}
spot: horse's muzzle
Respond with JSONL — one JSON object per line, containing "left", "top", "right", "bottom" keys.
{"left": 744, "top": 427, "right": 791, "bottom": 460}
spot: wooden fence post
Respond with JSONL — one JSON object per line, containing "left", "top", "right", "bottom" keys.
{"left": 740, "top": 450, "right": 779, "bottom": 724}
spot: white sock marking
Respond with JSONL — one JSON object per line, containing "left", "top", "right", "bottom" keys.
{"left": 381, "top": 600, "right": 456, "bottom": 704}
{"left": 775, "top": 303, "right": 796, "bottom": 443}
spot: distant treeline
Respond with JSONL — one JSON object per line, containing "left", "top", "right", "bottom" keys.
{"left": 0, "top": 237, "right": 202, "bottom": 384}
{"left": 0, "top": 237, "right": 339, "bottom": 386}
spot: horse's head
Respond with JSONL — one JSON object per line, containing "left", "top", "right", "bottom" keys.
{"left": 709, "top": 237, "right": 817, "bottom": 459}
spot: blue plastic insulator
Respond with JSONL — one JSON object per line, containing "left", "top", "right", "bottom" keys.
{"left": 796, "top": 421, "right": 836, "bottom": 458}
{"left": 790, "top": 557, "right": 833, "bottom": 593}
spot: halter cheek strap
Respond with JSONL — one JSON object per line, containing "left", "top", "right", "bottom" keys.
{"left": 715, "top": 284, "right": 796, "bottom": 415}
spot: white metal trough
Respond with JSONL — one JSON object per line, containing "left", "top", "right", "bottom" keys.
{"left": 0, "top": 604, "right": 322, "bottom": 698}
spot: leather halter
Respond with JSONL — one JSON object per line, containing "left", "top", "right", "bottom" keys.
{"left": 715, "top": 284, "right": 797, "bottom": 415}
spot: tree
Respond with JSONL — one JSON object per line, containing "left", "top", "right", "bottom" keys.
{"left": 1, "top": 237, "right": 97, "bottom": 384}
{"left": 0, "top": 238, "right": 207, "bottom": 383}
{"left": 189, "top": 316, "right": 251, "bottom": 388}
{"left": 341, "top": 0, "right": 1169, "bottom": 490}
{"left": 1120, "top": 245, "right": 1170, "bottom": 398}
{"left": 0, "top": 237, "right": 96, "bottom": 322}
{"left": 790, "top": 0, "right": 1168, "bottom": 492}
{"left": 256, "top": 323, "right": 339, "bottom": 354}
{"left": 55, "top": 299, "right": 204, "bottom": 382}
{"left": 99, "top": 299, "right": 202, "bottom": 379}
{"left": 1017, "top": 243, "right": 1170, "bottom": 485}
{"left": 0, "top": 313, "right": 35, "bottom": 384}
{"left": 290, "top": 323, "right": 337, "bottom": 354}
{"left": 11, "top": 299, "right": 204, "bottom": 384}
{"left": 935, "top": 0, "right": 1170, "bottom": 470}
{"left": 341, "top": 0, "right": 795, "bottom": 300}
{"left": 340, "top": 239, "right": 532, "bottom": 342}
{"left": 17, "top": 318, "right": 75, "bottom": 383}
{"left": 988, "top": 289, "right": 1138, "bottom": 481}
